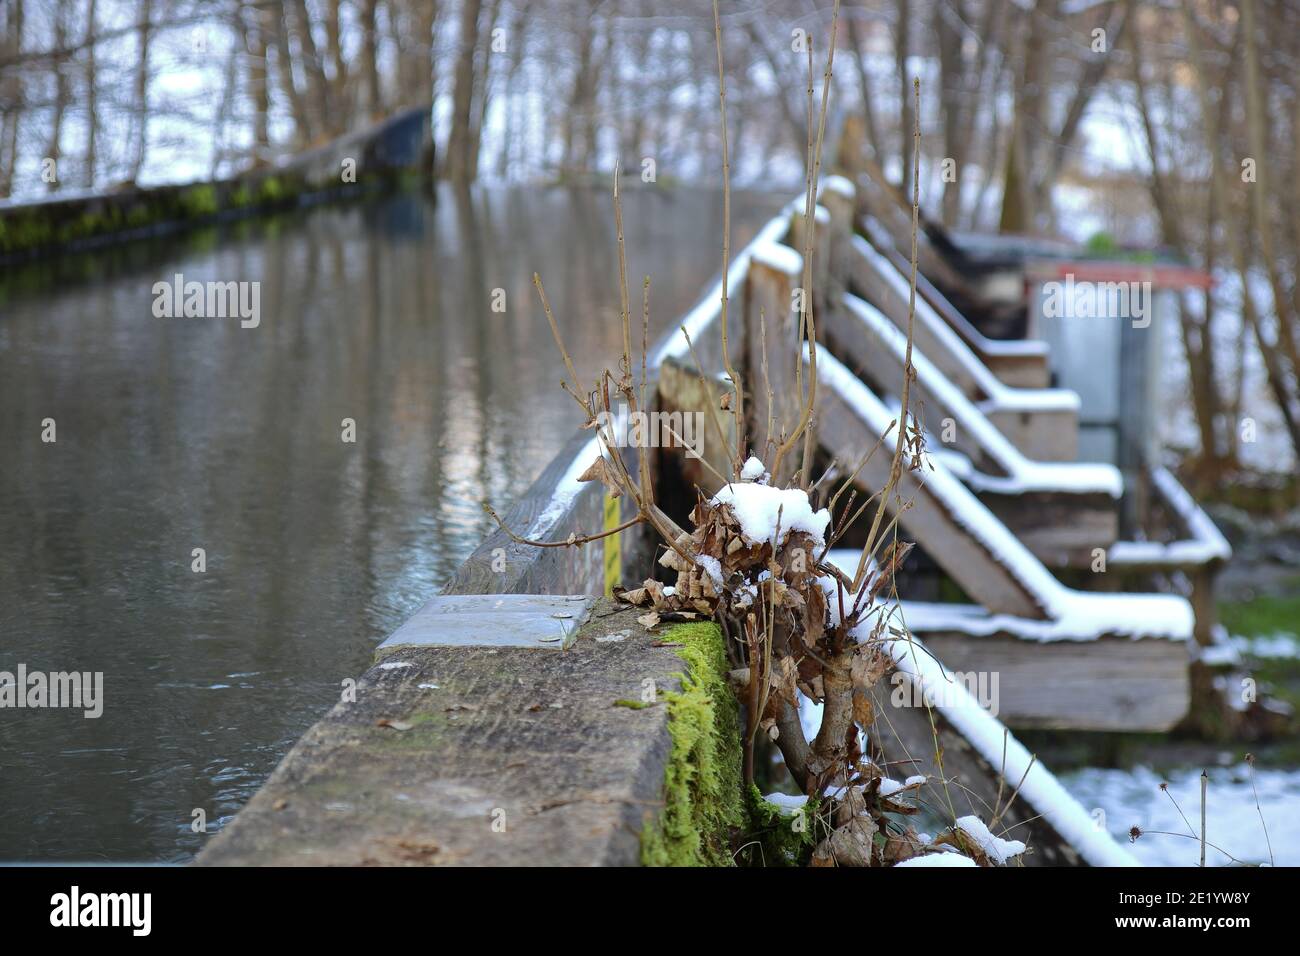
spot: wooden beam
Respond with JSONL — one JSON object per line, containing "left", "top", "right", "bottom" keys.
{"left": 815, "top": 366, "right": 1048, "bottom": 619}
{"left": 914, "top": 631, "right": 1190, "bottom": 732}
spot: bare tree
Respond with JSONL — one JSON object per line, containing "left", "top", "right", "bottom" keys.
{"left": 446, "top": 0, "right": 484, "bottom": 184}
{"left": 82, "top": 0, "right": 97, "bottom": 187}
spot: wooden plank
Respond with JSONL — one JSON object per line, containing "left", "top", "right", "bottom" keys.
{"left": 815, "top": 369, "right": 1048, "bottom": 620}
{"left": 981, "top": 490, "right": 1118, "bottom": 567}
{"left": 982, "top": 351, "right": 1051, "bottom": 390}
{"left": 846, "top": 233, "right": 1079, "bottom": 462}
{"left": 821, "top": 299, "right": 998, "bottom": 472}
{"left": 846, "top": 230, "right": 985, "bottom": 399}
{"left": 982, "top": 405, "right": 1078, "bottom": 463}
{"left": 657, "top": 357, "right": 736, "bottom": 496}
{"left": 820, "top": 298, "right": 1115, "bottom": 562}
{"left": 914, "top": 632, "right": 1190, "bottom": 732}
{"left": 867, "top": 223, "right": 1052, "bottom": 390}
{"left": 744, "top": 253, "right": 806, "bottom": 487}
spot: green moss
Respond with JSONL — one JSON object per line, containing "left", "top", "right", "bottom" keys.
{"left": 743, "top": 786, "right": 819, "bottom": 866}
{"left": 614, "top": 698, "right": 655, "bottom": 710}
{"left": 639, "top": 621, "right": 745, "bottom": 867}
{"left": 179, "top": 184, "right": 219, "bottom": 218}
{"left": 258, "top": 175, "right": 285, "bottom": 203}
{"left": 1219, "top": 583, "right": 1300, "bottom": 639}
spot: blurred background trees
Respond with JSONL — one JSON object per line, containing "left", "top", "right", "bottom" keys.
{"left": 1, "top": 0, "right": 1296, "bottom": 472}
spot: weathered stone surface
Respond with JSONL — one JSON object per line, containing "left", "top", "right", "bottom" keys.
{"left": 197, "top": 602, "right": 688, "bottom": 866}
{"left": 377, "top": 594, "right": 595, "bottom": 653}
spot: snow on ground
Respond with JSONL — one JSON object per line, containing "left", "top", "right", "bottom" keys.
{"left": 1232, "top": 632, "right": 1300, "bottom": 659}
{"left": 1060, "top": 764, "right": 1300, "bottom": 867}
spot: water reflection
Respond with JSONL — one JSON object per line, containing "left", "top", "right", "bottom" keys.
{"left": 0, "top": 183, "right": 782, "bottom": 861}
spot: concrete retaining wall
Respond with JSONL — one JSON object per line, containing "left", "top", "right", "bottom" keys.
{"left": 0, "top": 106, "right": 432, "bottom": 264}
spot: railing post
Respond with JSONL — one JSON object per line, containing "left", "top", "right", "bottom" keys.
{"left": 744, "top": 244, "right": 802, "bottom": 486}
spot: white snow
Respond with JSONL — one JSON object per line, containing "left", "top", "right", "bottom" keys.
{"left": 843, "top": 292, "right": 1122, "bottom": 497}
{"left": 761, "top": 792, "right": 810, "bottom": 813}
{"left": 873, "top": 622, "right": 1141, "bottom": 866}
{"left": 861, "top": 215, "right": 1048, "bottom": 360}
{"left": 955, "top": 814, "right": 1027, "bottom": 864}
{"left": 814, "top": 343, "right": 1194, "bottom": 642}
{"left": 894, "top": 599, "right": 1188, "bottom": 644}
{"left": 823, "top": 174, "right": 856, "bottom": 199}
{"left": 378, "top": 661, "right": 412, "bottom": 671}
{"left": 894, "top": 852, "right": 977, "bottom": 867}
{"left": 711, "top": 482, "right": 832, "bottom": 548}
{"left": 1107, "top": 469, "right": 1230, "bottom": 567}
{"left": 740, "top": 456, "right": 769, "bottom": 482}
{"left": 694, "top": 554, "right": 723, "bottom": 586}
{"left": 525, "top": 435, "right": 603, "bottom": 540}
{"left": 879, "top": 776, "right": 926, "bottom": 797}
{"left": 1232, "top": 632, "right": 1300, "bottom": 659}
{"left": 1061, "top": 764, "right": 1300, "bottom": 867}
{"left": 651, "top": 211, "right": 792, "bottom": 367}
{"left": 752, "top": 238, "right": 804, "bottom": 276}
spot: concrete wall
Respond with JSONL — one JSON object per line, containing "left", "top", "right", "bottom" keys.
{"left": 0, "top": 106, "right": 432, "bottom": 264}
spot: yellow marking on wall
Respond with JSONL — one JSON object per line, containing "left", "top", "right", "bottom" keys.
{"left": 603, "top": 495, "right": 621, "bottom": 595}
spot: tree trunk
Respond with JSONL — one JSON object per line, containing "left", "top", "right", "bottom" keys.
{"left": 289, "top": 0, "right": 333, "bottom": 138}
{"left": 245, "top": 0, "right": 271, "bottom": 163}
{"left": 468, "top": 0, "right": 503, "bottom": 181}
{"left": 846, "top": 3, "right": 883, "bottom": 167}
{"left": 272, "top": 2, "right": 312, "bottom": 147}
{"left": 0, "top": 0, "right": 22, "bottom": 198}
{"left": 128, "top": 0, "right": 152, "bottom": 184}
{"left": 446, "top": 0, "right": 484, "bottom": 184}
{"left": 360, "top": 0, "right": 382, "bottom": 118}
{"left": 934, "top": 0, "right": 966, "bottom": 227}
{"left": 42, "top": 0, "right": 70, "bottom": 193}
{"left": 894, "top": 0, "right": 912, "bottom": 194}
{"left": 82, "top": 0, "right": 97, "bottom": 188}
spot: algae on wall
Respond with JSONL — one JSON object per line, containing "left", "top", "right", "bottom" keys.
{"left": 639, "top": 622, "right": 747, "bottom": 866}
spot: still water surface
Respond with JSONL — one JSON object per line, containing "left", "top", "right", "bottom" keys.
{"left": 0, "top": 184, "right": 781, "bottom": 861}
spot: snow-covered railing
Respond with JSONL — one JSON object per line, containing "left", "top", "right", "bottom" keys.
{"left": 838, "top": 292, "right": 1121, "bottom": 498}
{"left": 1108, "top": 467, "right": 1232, "bottom": 571}
{"left": 652, "top": 181, "right": 843, "bottom": 369}
{"left": 880, "top": 630, "right": 1141, "bottom": 866}
{"left": 859, "top": 214, "right": 1052, "bottom": 386}
{"left": 848, "top": 221, "right": 1082, "bottom": 462}
{"left": 813, "top": 342, "right": 1194, "bottom": 643}
{"left": 853, "top": 225, "right": 1076, "bottom": 411}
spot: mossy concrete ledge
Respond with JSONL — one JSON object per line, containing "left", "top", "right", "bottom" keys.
{"left": 0, "top": 105, "right": 431, "bottom": 263}
{"left": 196, "top": 601, "right": 744, "bottom": 866}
